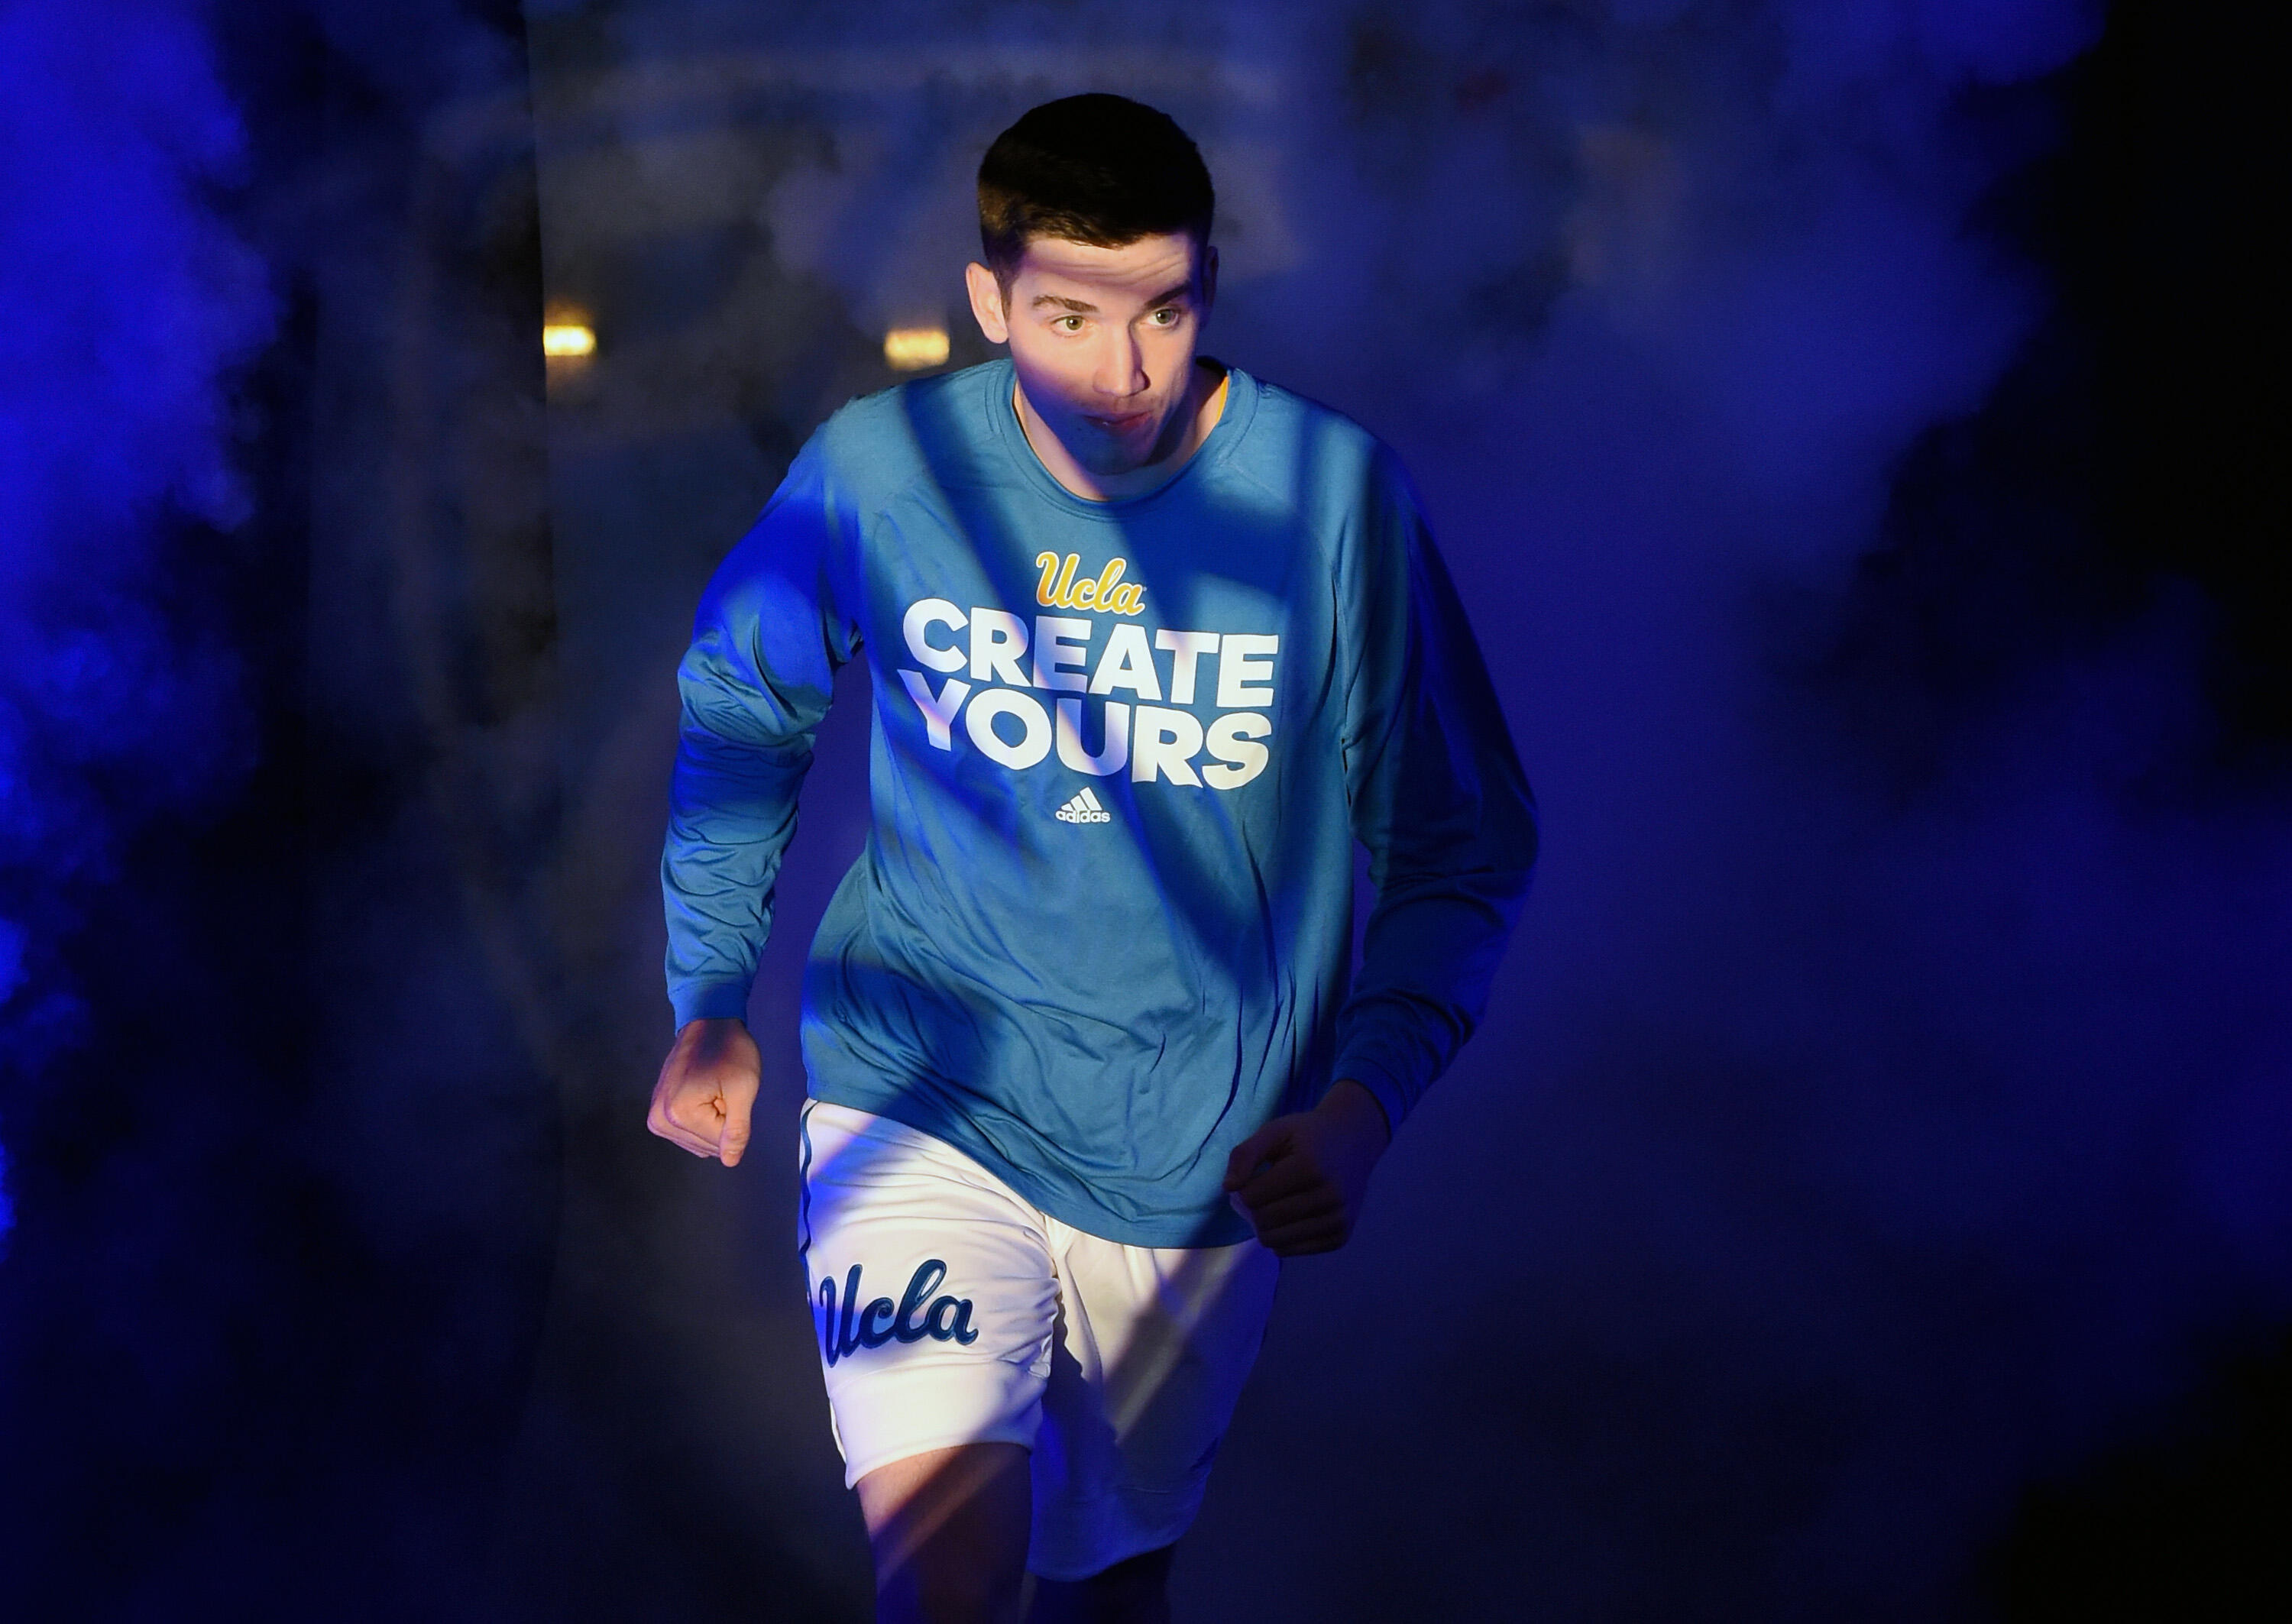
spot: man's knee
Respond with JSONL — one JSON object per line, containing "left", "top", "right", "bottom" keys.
{"left": 859, "top": 1442, "right": 1031, "bottom": 1623}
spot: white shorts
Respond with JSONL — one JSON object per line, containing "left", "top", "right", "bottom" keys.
{"left": 798, "top": 1098, "right": 1280, "bottom": 1581}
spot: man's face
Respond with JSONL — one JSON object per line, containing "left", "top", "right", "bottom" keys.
{"left": 966, "top": 231, "right": 1217, "bottom": 477}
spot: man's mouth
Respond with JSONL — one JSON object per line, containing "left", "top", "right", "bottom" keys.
{"left": 1086, "top": 409, "right": 1154, "bottom": 434}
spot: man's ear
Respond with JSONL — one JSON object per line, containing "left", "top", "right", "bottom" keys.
{"left": 1199, "top": 243, "right": 1219, "bottom": 318}
{"left": 965, "top": 261, "right": 1011, "bottom": 345}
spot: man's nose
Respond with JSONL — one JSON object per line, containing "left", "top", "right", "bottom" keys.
{"left": 1092, "top": 325, "right": 1148, "bottom": 400}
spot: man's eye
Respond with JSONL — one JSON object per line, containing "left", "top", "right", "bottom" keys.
{"left": 1055, "top": 315, "right": 1083, "bottom": 332}
{"left": 1151, "top": 308, "right": 1180, "bottom": 325}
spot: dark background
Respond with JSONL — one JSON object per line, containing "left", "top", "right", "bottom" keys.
{"left": 2, "top": 1, "right": 2285, "bottom": 1618}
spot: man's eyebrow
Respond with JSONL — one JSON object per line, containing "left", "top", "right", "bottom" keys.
{"left": 1028, "top": 283, "right": 1196, "bottom": 315}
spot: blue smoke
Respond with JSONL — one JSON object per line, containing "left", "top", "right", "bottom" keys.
{"left": 0, "top": 0, "right": 273, "bottom": 1235}
{"left": 3, "top": 4, "right": 571, "bottom": 1617}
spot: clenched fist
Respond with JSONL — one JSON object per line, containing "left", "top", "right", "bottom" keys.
{"left": 647, "top": 1017, "right": 762, "bottom": 1166}
{"left": 1221, "top": 1078, "right": 1392, "bottom": 1255}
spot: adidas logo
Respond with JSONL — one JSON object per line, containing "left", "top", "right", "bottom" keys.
{"left": 1055, "top": 787, "right": 1112, "bottom": 824}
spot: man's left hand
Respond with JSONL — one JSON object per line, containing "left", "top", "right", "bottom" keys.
{"left": 1222, "top": 1079, "right": 1392, "bottom": 1256}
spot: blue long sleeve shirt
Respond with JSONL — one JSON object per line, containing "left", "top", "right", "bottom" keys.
{"left": 664, "top": 358, "right": 1535, "bottom": 1245}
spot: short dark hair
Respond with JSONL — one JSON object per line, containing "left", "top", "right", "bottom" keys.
{"left": 977, "top": 94, "right": 1214, "bottom": 286}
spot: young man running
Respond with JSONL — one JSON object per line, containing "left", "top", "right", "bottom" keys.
{"left": 649, "top": 94, "right": 1536, "bottom": 1622}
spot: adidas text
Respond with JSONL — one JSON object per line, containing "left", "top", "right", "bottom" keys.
{"left": 1056, "top": 787, "right": 1112, "bottom": 824}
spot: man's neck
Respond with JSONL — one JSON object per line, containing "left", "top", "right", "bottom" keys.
{"left": 1013, "top": 361, "right": 1229, "bottom": 503}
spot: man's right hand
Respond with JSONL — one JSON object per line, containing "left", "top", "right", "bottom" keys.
{"left": 647, "top": 1017, "right": 762, "bottom": 1166}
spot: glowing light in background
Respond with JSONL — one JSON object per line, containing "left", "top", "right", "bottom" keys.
{"left": 882, "top": 325, "right": 949, "bottom": 370}
{"left": 542, "top": 321, "right": 595, "bottom": 357}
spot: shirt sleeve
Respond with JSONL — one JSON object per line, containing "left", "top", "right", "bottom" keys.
{"left": 661, "top": 438, "right": 861, "bottom": 1028}
{"left": 1330, "top": 448, "right": 1539, "bottom": 1132}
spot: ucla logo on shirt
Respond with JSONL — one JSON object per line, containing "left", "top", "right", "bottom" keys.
{"left": 816, "top": 1258, "right": 979, "bottom": 1367}
{"left": 1035, "top": 551, "right": 1147, "bottom": 616}
{"left": 895, "top": 566, "right": 1278, "bottom": 792}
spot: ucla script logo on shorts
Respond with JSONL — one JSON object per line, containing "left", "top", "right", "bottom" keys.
{"left": 817, "top": 1259, "right": 979, "bottom": 1366}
